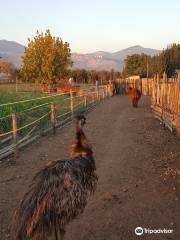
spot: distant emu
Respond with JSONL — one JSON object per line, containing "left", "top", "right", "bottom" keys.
{"left": 15, "top": 114, "right": 98, "bottom": 240}
{"left": 127, "top": 86, "right": 142, "bottom": 108}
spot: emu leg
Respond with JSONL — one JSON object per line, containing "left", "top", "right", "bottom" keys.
{"left": 54, "top": 224, "right": 58, "bottom": 240}
{"left": 132, "top": 98, "right": 138, "bottom": 107}
{"left": 60, "top": 229, "right": 65, "bottom": 240}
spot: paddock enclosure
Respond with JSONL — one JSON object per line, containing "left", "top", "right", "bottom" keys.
{"left": 0, "top": 84, "right": 112, "bottom": 160}
{"left": 1, "top": 75, "right": 180, "bottom": 161}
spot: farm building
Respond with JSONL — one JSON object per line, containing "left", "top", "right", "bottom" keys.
{"left": 126, "top": 75, "right": 140, "bottom": 81}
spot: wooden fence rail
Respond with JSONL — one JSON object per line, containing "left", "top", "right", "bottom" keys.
{"left": 151, "top": 74, "right": 180, "bottom": 137}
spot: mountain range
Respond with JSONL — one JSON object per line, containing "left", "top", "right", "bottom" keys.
{"left": 0, "top": 40, "right": 161, "bottom": 71}
{"left": 0, "top": 40, "right": 24, "bottom": 68}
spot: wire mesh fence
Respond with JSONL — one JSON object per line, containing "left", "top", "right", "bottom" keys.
{"left": 0, "top": 85, "right": 110, "bottom": 160}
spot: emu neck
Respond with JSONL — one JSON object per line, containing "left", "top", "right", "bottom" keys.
{"left": 71, "top": 120, "right": 92, "bottom": 159}
{"left": 76, "top": 121, "right": 83, "bottom": 133}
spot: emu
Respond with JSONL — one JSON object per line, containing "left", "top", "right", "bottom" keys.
{"left": 15, "top": 114, "right": 98, "bottom": 240}
{"left": 127, "top": 86, "right": 142, "bottom": 107}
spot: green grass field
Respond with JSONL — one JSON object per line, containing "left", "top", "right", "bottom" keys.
{"left": 0, "top": 92, "right": 69, "bottom": 116}
{"left": 0, "top": 83, "right": 44, "bottom": 118}
{"left": 0, "top": 90, "right": 86, "bottom": 136}
{"left": 0, "top": 83, "right": 92, "bottom": 118}
{"left": 0, "top": 83, "right": 93, "bottom": 138}
{"left": 0, "top": 84, "right": 95, "bottom": 157}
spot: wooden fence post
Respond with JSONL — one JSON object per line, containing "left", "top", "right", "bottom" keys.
{"left": 161, "top": 73, "right": 166, "bottom": 120}
{"left": 51, "top": 103, "right": 56, "bottom": 135}
{"left": 99, "top": 89, "right": 101, "bottom": 100}
{"left": 12, "top": 112, "right": 18, "bottom": 156}
{"left": 107, "top": 84, "right": 110, "bottom": 97}
{"left": 15, "top": 75, "right": 18, "bottom": 93}
{"left": 70, "top": 91, "right": 74, "bottom": 118}
{"left": 105, "top": 85, "right": 108, "bottom": 97}
{"left": 157, "top": 73, "right": 159, "bottom": 82}
{"left": 178, "top": 71, "right": 180, "bottom": 84}
{"left": 163, "top": 72, "right": 167, "bottom": 83}
{"left": 95, "top": 80, "right": 100, "bottom": 101}
{"left": 102, "top": 88, "right": 105, "bottom": 99}
{"left": 93, "top": 93, "right": 95, "bottom": 103}
{"left": 151, "top": 75, "right": 156, "bottom": 107}
{"left": 108, "top": 84, "right": 113, "bottom": 96}
{"left": 96, "top": 89, "right": 99, "bottom": 101}
{"left": 84, "top": 95, "right": 87, "bottom": 108}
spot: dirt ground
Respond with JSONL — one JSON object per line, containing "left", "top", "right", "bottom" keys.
{"left": 0, "top": 95, "right": 180, "bottom": 240}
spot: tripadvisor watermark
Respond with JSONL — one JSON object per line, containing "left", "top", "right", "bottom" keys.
{"left": 135, "top": 227, "right": 173, "bottom": 236}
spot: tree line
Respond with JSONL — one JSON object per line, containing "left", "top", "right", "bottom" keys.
{"left": 1, "top": 30, "right": 180, "bottom": 83}
{"left": 20, "top": 30, "right": 121, "bottom": 84}
{"left": 122, "top": 43, "right": 180, "bottom": 78}
{"left": 0, "top": 30, "right": 121, "bottom": 85}
{"left": 70, "top": 69, "right": 121, "bottom": 84}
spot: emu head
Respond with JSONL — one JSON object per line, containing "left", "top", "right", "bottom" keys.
{"left": 76, "top": 114, "right": 86, "bottom": 129}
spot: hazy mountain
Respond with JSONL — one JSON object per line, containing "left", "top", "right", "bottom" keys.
{"left": 72, "top": 46, "right": 161, "bottom": 71}
{"left": 0, "top": 40, "right": 24, "bottom": 67}
{"left": 0, "top": 40, "right": 161, "bottom": 71}
{"left": 111, "top": 45, "right": 160, "bottom": 61}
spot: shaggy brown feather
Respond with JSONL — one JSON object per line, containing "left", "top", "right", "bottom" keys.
{"left": 15, "top": 115, "right": 98, "bottom": 240}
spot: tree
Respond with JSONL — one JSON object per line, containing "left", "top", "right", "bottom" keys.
{"left": 122, "top": 43, "right": 180, "bottom": 78}
{"left": 0, "top": 61, "right": 15, "bottom": 75}
{"left": 161, "top": 44, "right": 180, "bottom": 77}
{"left": 70, "top": 69, "right": 121, "bottom": 85}
{"left": 21, "top": 30, "right": 72, "bottom": 83}
{"left": 122, "top": 54, "right": 150, "bottom": 77}
{"left": 0, "top": 60, "right": 16, "bottom": 82}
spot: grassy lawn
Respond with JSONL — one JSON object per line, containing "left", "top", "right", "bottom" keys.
{"left": 0, "top": 92, "right": 43, "bottom": 104}
{"left": 0, "top": 92, "right": 71, "bottom": 115}
{"left": 0, "top": 90, "right": 86, "bottom": 136}
{"left": 0, "top": 83, "right": 94, "bottom": 158}
{"left": 0, "top": 83, "right": 92, "bottom": 136}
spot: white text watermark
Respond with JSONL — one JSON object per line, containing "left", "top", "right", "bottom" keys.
{"left": 135, "top": 227, "right": 173, "bottom": 236}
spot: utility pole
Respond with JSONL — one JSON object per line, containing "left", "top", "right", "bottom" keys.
{"left": 15, "top": 74, "right": 18, "bottom": 92}
{"left": 146, "top": 56, "right": 149, "bottom": 79}
{"left": 146, "top": 56, "right": 149, "bottom": 95}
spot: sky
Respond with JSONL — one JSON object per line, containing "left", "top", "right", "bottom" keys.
{"left": 1, "top": 0, "right": 180, "bottom": 53}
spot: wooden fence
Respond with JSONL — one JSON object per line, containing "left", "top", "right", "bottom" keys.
{"left": 0, "top": 84, "right": 113, "bottom": 160}
{"left": 141, "top": 78, "right": 153, "bottom": 96}
{"left": 151, "top": 74, "right": 180, "bottom": 137}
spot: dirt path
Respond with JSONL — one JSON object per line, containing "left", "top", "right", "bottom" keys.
{"left": 0, "top": 96, "right": 180, "bottom": 240}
